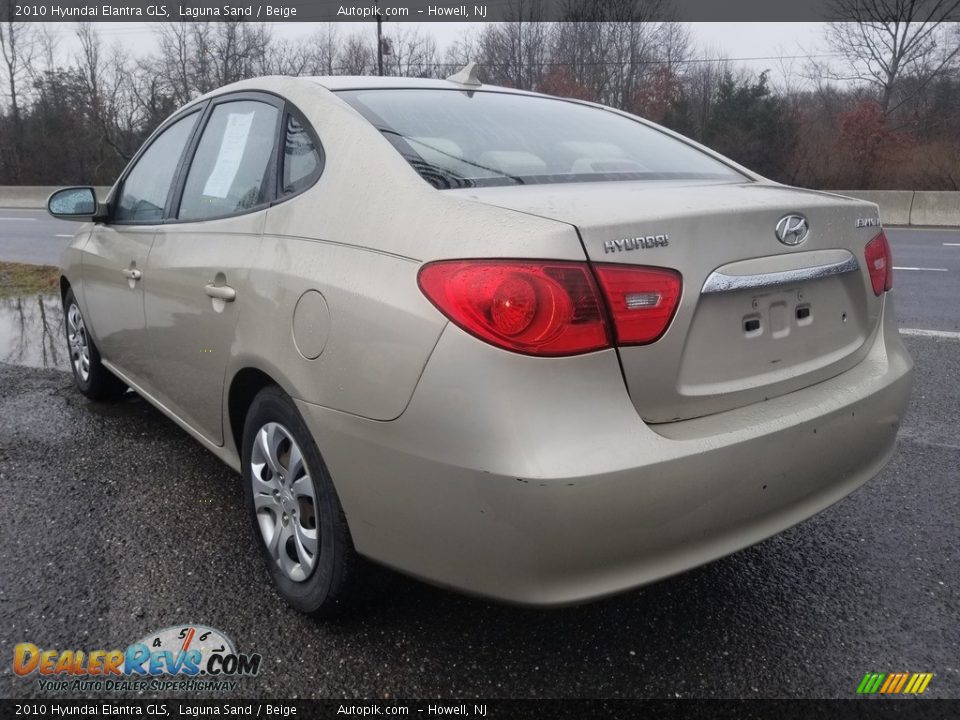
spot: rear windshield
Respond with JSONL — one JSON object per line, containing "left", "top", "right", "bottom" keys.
{"left": 338, "top": 88, "right": 745, "bottom": 189}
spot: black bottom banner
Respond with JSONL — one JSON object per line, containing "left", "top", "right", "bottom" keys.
{"left": 2, "top": 699, "right": 959, "bottom": 720}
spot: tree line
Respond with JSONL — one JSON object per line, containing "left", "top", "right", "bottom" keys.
{"left": 1, "top": 3, "right": 958, "bottom": 190}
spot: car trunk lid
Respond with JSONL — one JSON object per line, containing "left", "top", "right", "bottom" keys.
{"left": 450, "top": 181, "right": 885, "bottom": 422}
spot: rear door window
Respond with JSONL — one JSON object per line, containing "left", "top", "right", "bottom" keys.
{"left": 178, "top": 100, "right": 280, "bottom": 221}
{"left": 281, "top": 114, "right": 323, "bottom": 196}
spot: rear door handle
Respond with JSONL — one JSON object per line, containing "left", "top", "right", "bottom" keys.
{"left": 122, "top": 268, "right": 142, "bottom": 280}
{"left": 204, "top": 284, "right": 236, "bottom": 302}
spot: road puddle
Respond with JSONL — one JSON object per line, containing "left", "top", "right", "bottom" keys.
{"left": 0, "top": 294, "right": 69, "bottom": 371}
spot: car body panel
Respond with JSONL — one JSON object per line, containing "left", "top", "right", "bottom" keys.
{"left": 448, "top": 182, "right": 886, "bottom": 421}
{"left": 143, "top": 213, "right": 264, "bottom": 445}
{"left": 258, "top": 76, "right": 588, "bottom": 264}
{"left": 79, "top": 225, "right": 155, "bottom": 384}
{"left": 228, "top": 228, "right": 442, "bottom": 422}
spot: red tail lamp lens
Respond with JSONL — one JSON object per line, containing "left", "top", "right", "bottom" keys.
{"left": 417, "top": 260, "right": 610, "bottom": 356}
{"left": 491, "top": 276, "right": 537, "bottom": 335}
{"left": 865, "top": 231, "right": 893, "bottom": 296}
{"left": 593, "top": 264, "right": 683, "bottom": 344}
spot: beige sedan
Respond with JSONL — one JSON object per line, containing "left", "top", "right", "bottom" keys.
{"left": 49, "top": 72, "right": 913, "bottom": 615}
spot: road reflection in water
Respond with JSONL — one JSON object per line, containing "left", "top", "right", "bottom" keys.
{"left": 0, "top": 294, "right": 69, "bottom": 371}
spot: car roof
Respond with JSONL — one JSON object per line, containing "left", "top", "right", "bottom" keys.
{"left": 307, "top": 75, "right": 541, "bottom": 97}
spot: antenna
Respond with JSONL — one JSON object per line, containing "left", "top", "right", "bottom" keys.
{"left": 446, "top": 62, "right": 482, "bottom": 87}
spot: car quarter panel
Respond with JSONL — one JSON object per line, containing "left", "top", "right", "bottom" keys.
{"left": 227, "top": 239, "right": 439, "bottom": 423}
{"left": 217, "top": 77, "right": 589, "bottom": 429}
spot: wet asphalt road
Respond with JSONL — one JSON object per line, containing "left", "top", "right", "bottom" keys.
{"left": 0, "top": 210, "right": 78, "bottom": 265}
{"left": 887, "top": 228, "right": 960, "bottom": 333}
{"left": 0, "top": 331, "right": 957, "bottom": 700}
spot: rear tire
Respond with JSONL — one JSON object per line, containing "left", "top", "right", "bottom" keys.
{"left": 242, "top": 385, "right": 357, "bottom": 617}
{"left": 63, "top": 288, "right": 127, "bottom": 400}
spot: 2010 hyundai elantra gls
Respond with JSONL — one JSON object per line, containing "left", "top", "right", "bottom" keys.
{"left": 48, "top": 69, "right": 914, "bottom": 615}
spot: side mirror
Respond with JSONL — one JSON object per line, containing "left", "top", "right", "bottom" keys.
{"left": 47, "top": 187, "right": 105, "bottom": 221}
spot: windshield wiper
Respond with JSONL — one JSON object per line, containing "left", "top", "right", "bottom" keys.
{"left": 375, "top": 127, "right": 525, "bottom": 186}
{"left": 404, "top": 157, "right": 475, "bottom": 190}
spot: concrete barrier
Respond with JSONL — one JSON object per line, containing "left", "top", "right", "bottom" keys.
{"left": 831, "top": 190, "right": 960, "bottom": 227}
{"left": 1, "top": 186, "right": 956, "bottom": 226}
{"left": 831, "top": 190, "right": 915, "bottom": 226}
{"left": 909, "top": 191, "right": 960, "bottom": 227}
{"left": 0, "top": 185, "right": 111, "bottom": 209}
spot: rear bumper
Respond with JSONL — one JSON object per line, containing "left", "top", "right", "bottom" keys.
{"left": 296, "top": 296, "right": 913, "bottom": 606}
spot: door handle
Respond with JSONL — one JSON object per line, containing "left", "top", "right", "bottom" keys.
{"left": 122, "top": 268, "right": 142, "bottom": 281}
{"left": 204, "top": 283, "right": 236, "bottom": 302}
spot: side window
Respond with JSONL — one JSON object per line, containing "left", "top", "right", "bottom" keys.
{"left": 281, "top": 114, "right": 322, "bottom": 195}
{"left": 115, "top": 112, "right": 199, "bottom": 223}
{"left": 178, "top": 100, "right": 280, "bottom": 221}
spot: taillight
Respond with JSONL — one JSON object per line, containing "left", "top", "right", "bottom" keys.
{"left": 417, "top": 260, "right": 683, "bottom": 356}
{"left": 864, "top": 231, "right": 893, "bottom": 296}
{"left": 593, "top": 264, "right": 683, "bottom": 345}
{"left": 417, "top": 260, "right": 610, "bottom": 356}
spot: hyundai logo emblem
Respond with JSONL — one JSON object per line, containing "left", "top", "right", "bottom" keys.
{"left": 776, "top": 214, "right": 809, "bottom": 246}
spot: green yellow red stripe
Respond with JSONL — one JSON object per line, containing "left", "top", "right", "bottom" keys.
{"left": 858, "top": 672, "right": 932, "bottom": 695}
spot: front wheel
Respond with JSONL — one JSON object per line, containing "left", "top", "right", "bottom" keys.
{"left": 63, "top": 288, "right": 127, "bottom": 400}
{"left": 242, "top": 386, "right": 358, "bottom": 616}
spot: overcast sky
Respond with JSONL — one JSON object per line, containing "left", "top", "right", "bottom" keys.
{"left": 40, "top": 21, "right": 832, "bottom": 82}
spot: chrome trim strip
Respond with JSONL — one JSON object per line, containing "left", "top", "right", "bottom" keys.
{"left": 701, "top": 255, "right": 860, "bottom": 294}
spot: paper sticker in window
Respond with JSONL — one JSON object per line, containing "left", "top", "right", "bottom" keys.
{"left": 202, "top": 112, "right": 254, "bottom": 199}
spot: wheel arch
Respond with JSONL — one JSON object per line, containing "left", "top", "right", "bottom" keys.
{"left": 226, "top": 367, "right": 280, "bottom": 458}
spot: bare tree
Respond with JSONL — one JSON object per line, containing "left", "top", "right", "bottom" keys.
{"left": 303, "top": 23, "right": 340, "bottom": 75}
{"left": 262, "top": 37, "right": 309, "bottom": 76}
{"left": 209, "top": 21, "right": 271, "bottom": 87}
{"left": 340, "top": 32, "right": 374, "bottom": 75}
{"left": 32, "top": 24, "right": 58, "bottom": 81}
{"left": 75, "top": 24, "right": 144, "bottom": 174}
{"left": 129, "top": 55, "right": 176, "bottom": 132}
{"left": 442, "top": 27, "right": 480, "bottom": 76}
{"left": 550, "top": 0, "right": 671, "bottom": 107}
{"left": 156, "top": 22, "right": 195, "bottom": 104}
{"left": 76, "top": 23, "right": 103, "bottom": 120}
{"left": 381, "top": 25, "right": 439, "bottom": 77}
{"left": 476, "top": 0, "right": 552, "bottom": 91}
{"left": 823, "top": 0, "right": 960, "bottom": 113}
{"left": 0, "top": 0, "right": 34, "bottom": 180}
{"left": 153, "top": 21, "right": 270, "bottom": 102}
{"left": 657, "top": 21, "right": 691, "bottom": 72}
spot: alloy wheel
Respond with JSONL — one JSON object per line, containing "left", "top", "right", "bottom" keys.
{"left": 66, "top": 303, "right": 90, "bottom": 382}
{"left": 249, "top": 422, "right": 319, "bottom": 582}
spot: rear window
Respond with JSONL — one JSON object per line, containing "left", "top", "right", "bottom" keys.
{"left": 338, "top": 89, "right": 744, "bottom": 189}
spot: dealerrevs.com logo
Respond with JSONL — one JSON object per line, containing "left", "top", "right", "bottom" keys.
{"left": 14, "top": 625, "right": 261, "bottom": 693}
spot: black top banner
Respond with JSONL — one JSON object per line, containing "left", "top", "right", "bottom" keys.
{"left": 8, "top": 0, "right": 960, "bottom": 22}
